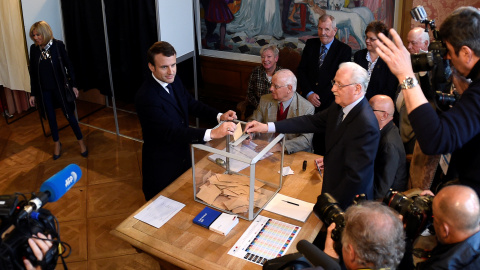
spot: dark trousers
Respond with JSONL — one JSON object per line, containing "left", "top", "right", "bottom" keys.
{"left": 42, "top": 90, "right": 83, "bottom": 142}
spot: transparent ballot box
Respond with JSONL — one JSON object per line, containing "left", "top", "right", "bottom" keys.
{"left": 191, "top": 122, "right": 285, "bottom": 220}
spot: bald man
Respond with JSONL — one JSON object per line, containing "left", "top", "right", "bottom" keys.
{"left": 417, "top": 185, "right": 480, "bottom": 269}
{"left": 369, "top": 95, "right": 407, "bottom": 199}
{"left": 406, "top": 27, "right": 429, "bottom": 54}
{"left": 249, "top": 69, "right": 314, "bottom": 154}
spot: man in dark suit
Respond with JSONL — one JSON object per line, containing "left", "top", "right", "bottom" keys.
{"left": 297, "top": 14, "right": 352, "bottom": 154}
{"left": 135, "top": 41, "right": 237, "bottom": 201}
{"left": 246, "top": 62, "right": 379, "bottom": 209}
{"left": 369, "top": 95, "right": 407, "bottom": 199}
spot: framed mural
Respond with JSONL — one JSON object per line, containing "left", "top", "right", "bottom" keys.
{"left": 195, "top": 0, "right": 400, "bottom": 62}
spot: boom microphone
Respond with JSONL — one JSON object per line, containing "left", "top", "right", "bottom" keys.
{"left": 17, "top": 164, "right": 82, "bottom": 221}
{"left": 40, "top": 164, "right": 82, "bottom": 202}
{"left": 296, "top": 240, "right": 341, "bottom": 270}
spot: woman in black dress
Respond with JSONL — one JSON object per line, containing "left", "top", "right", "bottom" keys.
{"left": 28, "top": 21, "right": 87, "bottom": 160}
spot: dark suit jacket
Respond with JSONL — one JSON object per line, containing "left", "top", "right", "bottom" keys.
{"left": 374, "top": 121, "right": 407, "bottom": 199}
{"left": 275, "top": 97, "right": 380, "bottom": 209}
{"left": 29, "top": 39, "right": 77, "bottom": 116}
{"left": 353, "top": 49, "right": 398, "bottom": 101}
{"left": 297, "top": 38, "right": 352, "bottom": 112}
{"left": 135, "top": 75, "right": 219, "bottom": 200}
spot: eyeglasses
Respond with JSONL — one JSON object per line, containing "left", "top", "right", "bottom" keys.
{"left": 331, "top": 80, "right": 357, "bottom": 89}
{"left": 372, "top": 109, "right": 387, "bottom": 113}
{"left": 272, "top": 84, "right": 289, "bottom": 90}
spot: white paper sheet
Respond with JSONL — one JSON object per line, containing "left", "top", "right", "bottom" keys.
{"left": 264, "top": 193, "right": 314, "bottom": 222}
{"left": 134, "top": 195, "right": 185, "bottom": 228}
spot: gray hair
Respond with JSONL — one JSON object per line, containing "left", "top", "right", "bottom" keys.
{"left": 260, "top": 44, "right": 279, "bottom": 58}
{"left": 275, "top": 69, "right": 297, "bottom": 92}
{"left": 319, "top": 14, "right": 336, "bottom": 29}
{"left": 342, "top": 201, "right": 406, "bottom": 269}
{"left": 412, "top": 27, "right": 430, "bottom": 47}
{"left": 440, "top": 6, "right": 480, "bottom": 56}
{"left": 339, "top": 62, "right": 368, "bottom": 93}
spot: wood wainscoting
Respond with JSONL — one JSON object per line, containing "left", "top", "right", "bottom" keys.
{"left": 199, "top": 55, "right": 258, "bottom": 104}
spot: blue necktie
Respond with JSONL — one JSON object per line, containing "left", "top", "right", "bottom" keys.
{"left": 318, "top": 45, "right": 327, "bottom": 68}
{"left": 166, "top": 84, "right": 178, "bottom": 105}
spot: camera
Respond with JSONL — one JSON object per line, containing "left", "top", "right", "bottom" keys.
{"left": 313, "top": 193, "right": 367, "bottom": 242}
{"left": 313, "top": 193, "right": 345, "bottom": 242}
{"left": 435, "top": 90, "right": 460, "bottom": 110}
{"left": 383, "top": 189, "right": 434, "bottom": 240}
{"left": 0, "top": 193, "right": 68, "bottom": 270}
{"left": 410, "top": 6, "right": 448, "bottom": 73}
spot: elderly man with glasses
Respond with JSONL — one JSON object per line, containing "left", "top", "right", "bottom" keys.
{"left": 246, "top": 62, "right": 379, "bottom": 209}
{"left": 369, "top": 95, "right": 408, "bottom": 199}
{"left": 248, "top": 69, "right": 314, "bottom": 154}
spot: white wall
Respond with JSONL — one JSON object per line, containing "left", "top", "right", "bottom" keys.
{"left": 22, "top": 0, "right": 64, "bottom": 55}
{"left": 157, "top": 0, "right": 195, "bottom": 61}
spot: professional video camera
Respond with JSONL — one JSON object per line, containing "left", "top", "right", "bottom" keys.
{"left": 383, "top": 189, "right": 434, "bottom": 240}
{"left": 0, "top": 164, "right": 81, "bottom": 269}
{"left": 410, "top": 5, "right": 458, "bottom": 111}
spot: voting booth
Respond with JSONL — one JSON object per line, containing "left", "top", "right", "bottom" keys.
{"left": 191, "top": 121, "right": 285, "bottom": 220}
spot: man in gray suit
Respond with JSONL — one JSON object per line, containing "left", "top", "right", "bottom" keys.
{"left": 249, "top": 69, "right": 314, "bottom": 154}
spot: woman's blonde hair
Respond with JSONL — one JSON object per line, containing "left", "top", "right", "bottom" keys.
{"left": 29, "top": 21, "right": 53, "bottom": 46}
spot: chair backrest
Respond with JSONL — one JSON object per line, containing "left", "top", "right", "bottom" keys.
{"left": 408, "top": 141, "right": 441, "bottom": 190}
{"left": 278, "top": 47, "right": 302, "bottom": 76}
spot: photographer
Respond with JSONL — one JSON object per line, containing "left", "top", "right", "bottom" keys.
{"left": 375, "top": 6, "right": 480, "bottom": 196}
{"left": 320, "top": 201, "right": 405, "bottom": 270}
{"left": 417, "top": 185, "right": 480, "bottom": 269}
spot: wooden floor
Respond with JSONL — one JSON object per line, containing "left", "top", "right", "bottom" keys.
{"left": 0, "top": 102, "right": 163, "bottom": 269}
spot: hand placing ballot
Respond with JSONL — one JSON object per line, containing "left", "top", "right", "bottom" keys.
{"left": 244, "top": 120, "right": 268, "bottom": 134}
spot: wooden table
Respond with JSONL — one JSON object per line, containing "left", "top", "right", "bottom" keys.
{"left": 111, "top": 151, "right": 324, "bottom": 270}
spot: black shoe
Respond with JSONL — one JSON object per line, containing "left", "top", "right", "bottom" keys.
{"left": 81, "top": 148, "right": 88, "bottom": 158}
{"left": 53, "top": 142, "right": 62, "bottom": 160}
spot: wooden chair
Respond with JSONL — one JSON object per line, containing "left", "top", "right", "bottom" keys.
{"left": 407, "top": 141, "right": 441, "bottom": 190}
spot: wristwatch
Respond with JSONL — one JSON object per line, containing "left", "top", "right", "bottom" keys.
{"left": 398, "top": 76, "right": 419, "bottom": 90}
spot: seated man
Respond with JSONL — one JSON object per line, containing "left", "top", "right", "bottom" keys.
{"left": 369, "top": 95, "right": 407, "bottom": 199}
{"left": 319, "top": 201, "right": 405, "bottom": 270}
{"left": 417, "top": 185, "right": 480, "bottom": 269}
{"left": 249, "top": 69, "right": 314, "bottom": 154}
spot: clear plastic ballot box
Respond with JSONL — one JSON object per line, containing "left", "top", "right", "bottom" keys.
{"left": 191, "top": 121, "right": 285, "bottom": 220}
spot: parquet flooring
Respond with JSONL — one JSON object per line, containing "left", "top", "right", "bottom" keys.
{"left": 0, "top": 101, "right": 161, "bottom": 269}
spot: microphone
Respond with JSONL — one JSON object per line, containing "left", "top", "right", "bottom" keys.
{"left": 40, "top": 164, "right": 82, "bottom": 202}
{"left": 17, "top": 164, "right": 82, "bottom": 220}
{"left": 296, "top": 240, "right": 341, "bottom": 270}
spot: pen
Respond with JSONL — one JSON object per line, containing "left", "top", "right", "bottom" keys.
{"left": 282, "top": 200, "right": 299, "bottom": 206}
{"left": 315, "top": 160, "right": 323, "bottom": 177}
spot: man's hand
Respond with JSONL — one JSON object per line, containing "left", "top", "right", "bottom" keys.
{"left": 420, "top": 190, "right": 435, "bottom": 197}
{"left": 73, "top": 87, "right": 79, "bottom": 98}
{"left": 29, "top": 96, "right": 36, "bottom": 107}
{"left": 315, "top": 157, "right": 324, "bottom": 170}
{"left": 307, "top": 93, "right": 321, "bottom": 107}
{"left": 220, "top": 110, "right": 237, "bottom": 121}
{"left": 244, "top": 120, "right": 268, "bottom": 134}
{"left": 375, "top": 29, "right": 415, "bottom": 81}
{"left": 23, "top": 232, "right": 53, "bottom": 270}
{"left": 324, "top": 223, "right": 339, "bottom": 259}
{"left": 211, "top": 121, "right": 236, "bottom": 139}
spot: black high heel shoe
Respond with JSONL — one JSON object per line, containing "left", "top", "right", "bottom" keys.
{"left": 81, "top": 148, "right": 88, "bottom": 158}
{"left": 53, "top": 142, "right": 62, "bottom": 160}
